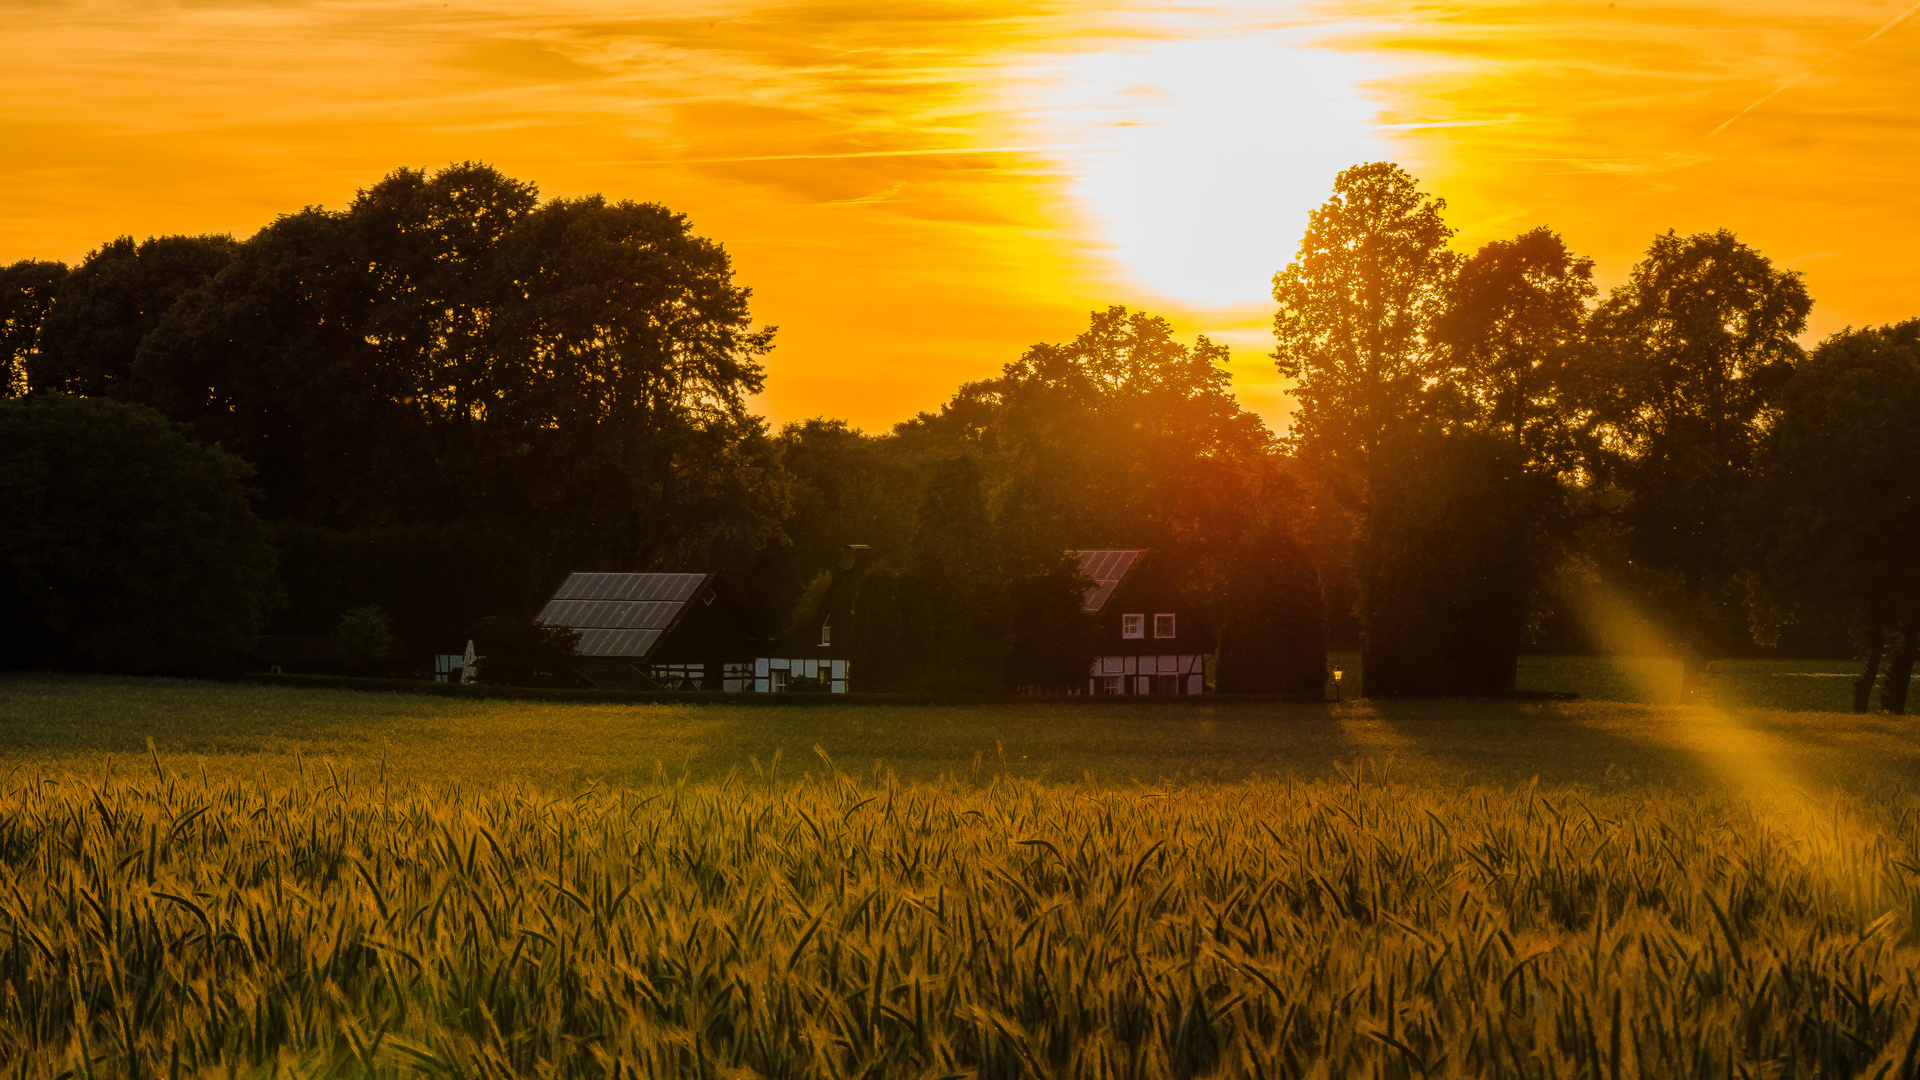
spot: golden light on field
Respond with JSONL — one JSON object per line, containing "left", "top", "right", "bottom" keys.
{"left": 1566, "top": 579, "right": 1891, "bottom": 890}
{"left": 3, "top": 1, "right": 1917, "bottom": 430}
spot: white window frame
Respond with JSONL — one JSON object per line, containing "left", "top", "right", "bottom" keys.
{"left": 1153, "top": 613, "right": 1176, "bottom": 639}
{"left": 819, "top": 616, "right": 832, "bottom": 647}
{"left": 1121, "top": 614, "right": 1145, "bottom": 639}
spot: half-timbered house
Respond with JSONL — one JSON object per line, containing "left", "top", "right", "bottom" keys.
{"left": 1078, "top": 549, "right": 1212, "bottom": 695}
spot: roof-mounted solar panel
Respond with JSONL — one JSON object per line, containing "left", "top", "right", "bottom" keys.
{"left": 551, "top": 573, "right": 707, "bottom": 603}
{"left": 574, "top": 628, "right": 663, "bottom": 658}
{"left": 1074, "top": 549, "right": 1143, "bottom": 613}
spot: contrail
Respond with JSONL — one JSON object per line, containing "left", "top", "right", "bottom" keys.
{"left": 606, "top": 146, "right": 1081, "bottom": 166}
{"left": 1704, "top": 0, "right": 1920, "bottom": 139}
{"left": 1609, "top": 2, "right": 1920, "bottom": 193}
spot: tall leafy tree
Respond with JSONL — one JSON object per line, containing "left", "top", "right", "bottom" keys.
{"left": 1588, "top": 229, "right": 1811, "bottom": 666}
{"left": 1430, "top": 226, "right": 1596, "bottom": 474}
{"left": 1748, "top": 320, "right": 1920, "bottom": 712}
{"left": 1, "top": 260, "right": 67, "bottom": 397}
{"left": 30, "top": 235, "right": 235, "bottom": 397}
{"left": 482, "top": 192, "right": 785, "bottom": 573}
{"left": 135, "top": 209, "right": 366, "bottom": 521}
{"left": 1273, "top": 164, "right": 1514, "bottom": 697}
{"left": 1271, "top": 162, "right": 1460, "bottom": 500}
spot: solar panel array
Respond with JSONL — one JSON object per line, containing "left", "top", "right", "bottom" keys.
{"left": 574, "top": 628, "right": 664, "bottom": 658}
{"left": 551, "top": 573, "right": 706, "bottom": 603}
{"left": 537, "top": 600, "right": 683, "bottom": 630}
{"left": 1074, "top": 550, "right": 1142, "bottom": 613}
{"left": 536, "top": 573, "right": 709, "bottom": 658}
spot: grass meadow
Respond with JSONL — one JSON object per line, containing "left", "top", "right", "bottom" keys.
{"left": 2, "top": 658, "right": 1916, "bottom": 1078}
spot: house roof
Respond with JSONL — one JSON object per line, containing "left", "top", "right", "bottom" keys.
{"left": 536, "top": 572, "right": 711, "bottom": 658}
{"left": 1074, "top": 550, "right": 1143, "bottom": 613}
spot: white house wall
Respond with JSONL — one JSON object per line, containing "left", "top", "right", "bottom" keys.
{"left": 1088, "top": 654, "right": 1207, "bottom": 695}
{"left": 753, "top": 657, "right": 849, "bottom": 693}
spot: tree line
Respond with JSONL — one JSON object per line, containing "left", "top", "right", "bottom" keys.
{"left": 2, "top": 161, "right": 1913, "bottom": 707}
{"left": 1273, "top": 163, "right": 1917, "bottom": 710}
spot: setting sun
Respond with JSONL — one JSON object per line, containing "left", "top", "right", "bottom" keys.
{"left": 1018, "top": 31, "right": 1391, "bottom": 309}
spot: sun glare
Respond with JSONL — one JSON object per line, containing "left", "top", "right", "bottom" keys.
{"left": 1018, "top": 34, "right": 1393, "bottom": 310}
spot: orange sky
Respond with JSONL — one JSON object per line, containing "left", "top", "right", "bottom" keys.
{"left": 5, "top": 0, "right": 1917, "bottom": 433}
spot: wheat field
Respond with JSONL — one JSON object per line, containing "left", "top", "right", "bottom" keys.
{"left": 5, "top": 741, "right": 1920, "bottom": 1078}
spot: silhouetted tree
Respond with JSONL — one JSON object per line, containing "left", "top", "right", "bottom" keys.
{"left": 994, "top": 305, "right": 1271, "bottom": 574}
{"left": 0, "top": 395, "right": 276, "bottom": 673}
{"left": 846, "top": 306, "right": 1299, "bottom": 690}
{"left": 336, "top": 605, "right": 395, "bottom": 676}
{"left": 1748, "top": 320, "right": 1920, "bottom": 712}
{"left": 1430, "top": 226, "right": 1597, "bottom": 474}
{"left": 896, "top": 455, "right": 1006, "bottom": 691}
{"left": 1272, "top": 162, "right": 1460, "bottom": 501}
{"left": 747, "top": 418, "right": 915, "bottom": 636}
{"left": 30, "top": 235, "right": 235, "bottom": 398}
{"left": 1588, "top": 229, "right": 1810, "bottom": 678}
{"left": 1, "top": 260, "right": 67, "bottom": 397}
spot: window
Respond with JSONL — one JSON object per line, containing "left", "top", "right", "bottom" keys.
{"left": 1102, "top": 675, "right": 1124, "bottom": 695}
{"left": 1156, "top": 673, "right": 1181, "bottom": 695}
{"left": 650, "top": 663, "right": 705, "bottom": 690}
{"left": 1153, "top": 614, "right": 1176, "bottom": 639}
{"left": 1121, "top": 614, "right": 1144, "bottom": 639}
{"left": 819, "top": 616, "right": 833, "bottom": 647}
{"left": 771, "top": 669, "right": 788, "bottom": 692}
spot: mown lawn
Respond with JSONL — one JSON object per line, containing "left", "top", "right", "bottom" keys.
{"left": 0, "top": 659, "right": 1901, "bottom": 793}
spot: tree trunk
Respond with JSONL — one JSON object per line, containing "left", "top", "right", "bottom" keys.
{"left": 1855, "top": 614, "right": 1886, "bottom": 714}
{"left": 1882, "top": 618, "right": 1917, "bottom": 716}
{"left": 1679, "top": 570, "right": 1707, "bottom": 702}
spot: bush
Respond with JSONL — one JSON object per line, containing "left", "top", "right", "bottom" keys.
{"left": 335, "top": 605, "right": 394, "bottom": 674}
{"left": 0, "top": 394, "right": 276, "bottom": 673}
{"left": 471, "top": 616, "right": 582, "bottom": 688}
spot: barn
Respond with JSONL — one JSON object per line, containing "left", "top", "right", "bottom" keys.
{"left": 1077, "top": 549, "right": 1212, "bottom": 695}
{"left": 534, "top": 572, "right": 757, "bottom": 690}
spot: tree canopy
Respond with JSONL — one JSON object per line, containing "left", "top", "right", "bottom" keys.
{"left": 1, "top": 259, "right": 67, "bottom": 397}
{"left": 131, "top": 163, "right": 787, "bottom": 579}
{"left": 1587, "top": 229, "right": 1811, "bottom": 666}
{"left": 31, "top": 235, "right": 236, "bottom": 398}
{"left": 1272, "top": 162, "right": 1459, "bottom": 497}
{"left": 1430, "top": 226, "right": 1597, "bottom": 475}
